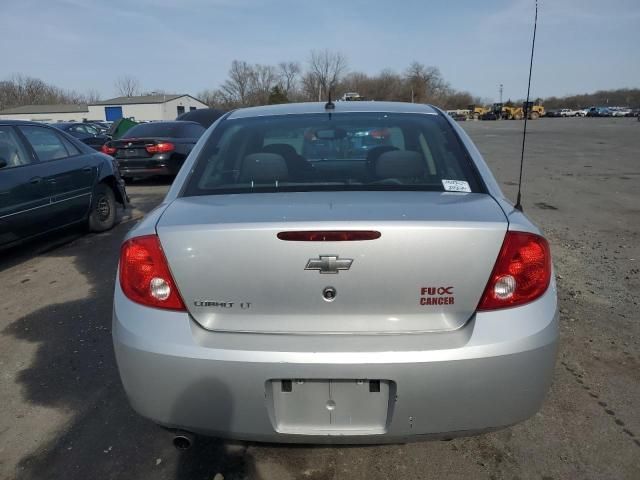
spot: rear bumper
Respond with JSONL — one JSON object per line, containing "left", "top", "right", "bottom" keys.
{"left": 118, "top": 165, "right": 173, "bottom": 178}
{"left": 113, "top": 281, "right": 558, "bottom": 444}
{"left": 117, "top": 155, "right": 180, "bottom": 177}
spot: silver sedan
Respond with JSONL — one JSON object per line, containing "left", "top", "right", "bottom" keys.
{"left": 113, "top": 102, "right": 557, "bottom": 444}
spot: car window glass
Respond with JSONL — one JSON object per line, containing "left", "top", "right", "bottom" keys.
{"left": 0, "top": 126, "right": 32, "bottom": 168}
{"left": 19, "top": 126, "right": 70, "bottom": 161}
{"left": 59, "top": 135, "right": 81, "bottom": 156}
{"left": 122, "top": 123, "right": 181, "bottom": 138}
{"left": 185, "top": 113, "right": 483, "bottom": 195}
{"left": 84, "top": 124, "right": 99, "bottom": 135}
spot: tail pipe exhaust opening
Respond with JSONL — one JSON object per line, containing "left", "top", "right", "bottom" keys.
{"left": 172, "top": 431, "right": 194, "bottom": 450}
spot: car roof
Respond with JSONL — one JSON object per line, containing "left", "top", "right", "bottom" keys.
{"left": 0, "top": 119, "right": 53, "bottom": 126}
{"left": 226, "top": 101, "right": 440, "bottom": 119}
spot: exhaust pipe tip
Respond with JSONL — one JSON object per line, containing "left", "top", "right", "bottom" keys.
{"left": 172, "top": 431, "right": 194, "bottom": 450}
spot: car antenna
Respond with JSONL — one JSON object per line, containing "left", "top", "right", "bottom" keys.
{"left": 514, "top": 0, "right": 538, "bottom": 212}
{"left": 324, "top": 91, "right": 335, "bottom": 111}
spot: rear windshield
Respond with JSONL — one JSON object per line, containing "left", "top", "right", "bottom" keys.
{"left": 122, "top": 122, "right": 204, "bottom": 139}
{"left": 182, "top": 112, "right": 483, "bottom": 196}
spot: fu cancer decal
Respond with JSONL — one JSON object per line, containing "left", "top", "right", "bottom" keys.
{"left": 419, "top": 286, "right": 455, "bottom": 306}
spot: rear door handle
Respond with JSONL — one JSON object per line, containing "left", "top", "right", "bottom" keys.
{"left": 82, "top": 166, "right": 93, "bottom": 173}
{"left": 46, "top": 178, "right": 57, "bottom": 185}
{"left": 29, "top": 177, "right": 43, "bottom": 185}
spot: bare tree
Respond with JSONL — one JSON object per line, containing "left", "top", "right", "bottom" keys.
{"left": 300, "top": 71, "right": 321, "bottom": 102}
{"left": 249, "top": 64, "right": 278, "bottom": 105}
{"left": 220, "top": 60, "right": 254, "bottom": 106}
{"left": 404, "top": 62, "right": 449, "bottom": 104}
{"left": 0, "top": 74, "right": 99, "bottom": 110}
{"left": 82, "top": 88, "right": 101, "bottom": 104}
{"left": 195, "top": 57, "right": 498, "bottom": 111}
{"left": 278, "top": 61, "right": 301, "bottom": 95}
{"left": 308, "top": 50, "right": 348, "bottom": 101}
{"left": 114, "top": 75, "right": 141, "bottom": 97}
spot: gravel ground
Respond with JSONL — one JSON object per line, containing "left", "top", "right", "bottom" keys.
{"left": 0, "top": 117, "right": 638, "bottom": 479}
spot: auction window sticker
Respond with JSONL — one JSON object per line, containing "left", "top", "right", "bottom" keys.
{"left": 442, "top": 179, "right": 472, "bottom": 193}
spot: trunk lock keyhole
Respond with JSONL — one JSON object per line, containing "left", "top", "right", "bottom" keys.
{"left": 323, "top": 286, "right": 337, "bottom": 302}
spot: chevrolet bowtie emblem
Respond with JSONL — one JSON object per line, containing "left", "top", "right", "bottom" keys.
{"left": 305, "top": 255, "right": 353, "bottom": 274}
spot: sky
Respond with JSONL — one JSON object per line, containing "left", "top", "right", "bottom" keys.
{"left": 2, "top": 0, "right": 639, "bottom": 102}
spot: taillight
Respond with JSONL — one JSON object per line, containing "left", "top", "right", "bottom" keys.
{"left": 101, "top": 144, "right": 117, "bottom": 155}
{"left": 119, "top": 235, "right": 185, "bottom": 311}
{"left": 146, "top": 142, "right": 175, "bottom": 154}
{"left": 477, "top": 231, "right": 551, "bottom": 310}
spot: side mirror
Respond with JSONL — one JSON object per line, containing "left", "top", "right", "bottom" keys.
{"left": 0, "top": 158, "right": 8, "bottom": 169}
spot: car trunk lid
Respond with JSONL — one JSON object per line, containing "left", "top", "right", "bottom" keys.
{"left": 113, "top": 137, "right": 175, "bottom": 159}
{"left": 156, "top": 191, "right": 508, "bottom": 334}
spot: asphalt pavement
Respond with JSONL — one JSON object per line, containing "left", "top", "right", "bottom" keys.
{"left": 0, "top": 117, "right": 638, "bottom": 480}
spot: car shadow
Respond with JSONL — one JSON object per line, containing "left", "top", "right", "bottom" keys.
{"left": 3, "top": 213, "right": 250, "bottom": 479}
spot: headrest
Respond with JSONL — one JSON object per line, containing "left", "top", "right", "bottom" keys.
{"left": 375, "top": 150, "right": 425, "bottom": 179}
{"left": 240, "top": 153, "right": 288, "bottom": 183}
{"left": 261, "top": 143, "right": 298, "bottom": 158}
{"left": 0, "top": 141, "right": 15, "bottom": 165}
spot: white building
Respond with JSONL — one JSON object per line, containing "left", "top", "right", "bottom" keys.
{"left": 88, "top": 94, "right": 208, "bottom": 122}
{"left": 0, "top": 94, "right": 209, "bottom": 123}
{"left": 0, "top": 104, "right": 90, "bottom": 122}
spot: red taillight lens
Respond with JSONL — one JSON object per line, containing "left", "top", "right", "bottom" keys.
{"left": 477, "top": 231, "right": 551, "bottom": 310}
{"left": 369, "top": 128, "right": 390, "bottom": 139}
{"left": 145, "top": 142, "right": 175, "bottom": 154}
{"left": 119, "top": 235, "right": 185, "bottom": 311}
{"left": 277, "top": 230, "right": 381, "bottom": 241}
{"left": 101, "top": 144, "right": 117, "bottom": 155}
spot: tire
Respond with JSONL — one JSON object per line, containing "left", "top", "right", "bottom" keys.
{"left": 530, "top": 112, "right": 539, "bottom": 120}
{"left": 88, "top": 184, "right": 117, "bottom": 232}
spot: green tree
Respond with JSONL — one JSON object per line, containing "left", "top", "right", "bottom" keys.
{"left": 268, "top": 85, "right": 289, "bottom": 105}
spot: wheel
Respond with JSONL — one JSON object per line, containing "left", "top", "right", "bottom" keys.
{"left": 530, "top": 112, "right": 539, "bottom": 120}
{"left": 88, "top": 184, "right": 117, "bottom": 232}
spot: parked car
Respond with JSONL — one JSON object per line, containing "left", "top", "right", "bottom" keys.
{"left": 101, "top": 121, "right": 205, "bottom": 180}
{"left": 113, "top": 102, "right": 558, "bottom": 445}
{"left": 479, "top": 111, "right": 499, "bottom": 120}
{"left": 49, "top": 122, "right": 111, "bottom": 151}
{"left": 610, "top": 107, "right": 631, "bottom": 117}
{"left": 445, "top": 111, "right": 467, "bottom": 121}
{"left": 586, "top": 107, "right": 612, "bottom": 117}
{"left": 559, "top": 108, "right": 580, "bottom": 117}
{"left": 90, "top": 121, "right": 113, "bottom": 132}
{"left": 544, "top": 109, "right": 562, "bottom": 117}
{"left": 0, "top": 120, "right": 128, "bottom": 248}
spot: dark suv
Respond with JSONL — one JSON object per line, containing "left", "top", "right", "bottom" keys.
{"left": 0, "top": 121, "right": 128, "bottom": 248}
